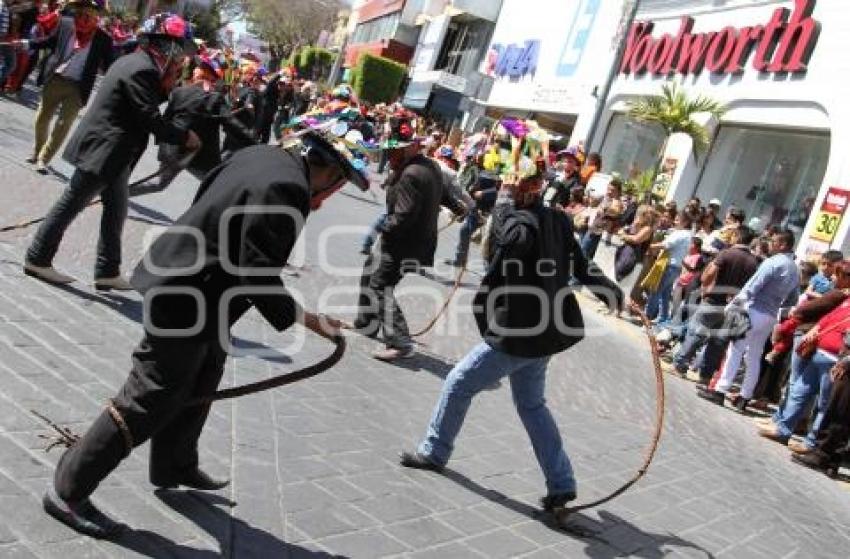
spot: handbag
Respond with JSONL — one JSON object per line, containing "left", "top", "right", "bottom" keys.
{"left": 640, "top": 251, "right": 669, "bottom": 293}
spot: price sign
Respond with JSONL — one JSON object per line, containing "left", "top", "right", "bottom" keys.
{"left": 810, "top": 187, "right": 850, "bottom": 243}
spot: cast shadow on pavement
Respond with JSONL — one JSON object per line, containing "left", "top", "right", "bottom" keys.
{"left": 128, "top": 200, "right": 176, "bottom": 226}
{"left": 417, "top": 267, "right": 478, "bottom": 289}
{"left": 390, "top": 350, "right": 453, "bottom": 379}
{"left": 48, "top": 283, "right": 292, "bottom": 365}
{"left": 105, "top": 490, "right": 341, "bottom": 558}
{"left": 390, "top": 348, "right": 502, "bottom": 389}
{"left": 440, "top": 467, "right": 715, "bottom": 559}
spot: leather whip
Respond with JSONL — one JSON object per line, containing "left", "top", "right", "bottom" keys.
{"left": 557, "top": 301, "right": 665, "bottom": 519}
{"left": 1, "top": 150, "right": 198, "bottom": 233}
{"left": 32, "top": 332, "right": 346, "bottom": 450}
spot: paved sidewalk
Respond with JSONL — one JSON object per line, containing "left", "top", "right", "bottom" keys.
{"left": 1, "top": 92, "right": 850, "bottom": 557}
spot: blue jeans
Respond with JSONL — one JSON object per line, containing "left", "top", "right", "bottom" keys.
{"left": 361, "top": 212, "right": 387, "bottom": 252}
{"left": 773, "top": 333, "right": 804, "bottom": 423}
{"left": 645, "top": 264, "right": 681, "bottom": 323}
{"left": 0, "top": 45, "right": 16, "bottom": 84}
{"left": 26, "top": 168, "right": 130, "bottom": 279}
{"left": 418, "top": 342, "right": 576, "bottom": 495}
{"left": 673, "top": 303, "right": 726, "bottom": 381}
{"left": 775, "top": 350, "right": 836, "bottom": 448}
{"left": 581, "top": 232, "right": 601, "bottom": 259}
{"left": 454, "top": 210, "right": 481, "bottom": 264}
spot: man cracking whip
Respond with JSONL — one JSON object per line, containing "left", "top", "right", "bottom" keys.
{"left": 354, "top": 111, "right": 467, "bottom": 361}
{"left": 41, "top": 124, "right": 372, "bottom": 537}
{"left": 23, "top": 12, "right": 200, "bottom": 290}
{"left": 129, "top": 53, "right": 257, "bottom": 197}
{"left": 400, "top": 168, "right": 623, "bottom": 515}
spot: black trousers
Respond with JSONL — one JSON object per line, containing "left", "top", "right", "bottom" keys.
{"left": 356, "top": 250, "right": 412, "bottom": 350}
{"left": 55, "top": 334, "right": 226, "bottom": 502}
{"left": 815, "top": 373, "right": 850, "bottom": 459}
{"left": 26, "top": 167, "right": 131, "bottom": 279}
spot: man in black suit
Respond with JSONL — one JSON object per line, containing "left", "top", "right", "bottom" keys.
{"left": 354, "top": 113, "right": 466, "bottom": 361}
{"left": 24, "top": 0, "right": 113, "bottom": 174}
{"left": 24, "top": 12, "right": 199, "bottom": 290}
{"left": 222, "top": 69, "right": 260, "bottom": 156}
{"left": 129, "top": 54, "right": 257, "bottom": 197}
{"left": 42, "top": 130, "right": 371, "bottom": 538}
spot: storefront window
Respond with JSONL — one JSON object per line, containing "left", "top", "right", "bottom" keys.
{"left": 599, "top": 113, "right": 666, "bottom": 180}
{"left": 695, "top": 125, "right": 829, "bottom": 239}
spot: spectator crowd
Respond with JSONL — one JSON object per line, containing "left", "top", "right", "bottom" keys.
{"left": 2, "top": 0, "right": 847, "bottom": 481}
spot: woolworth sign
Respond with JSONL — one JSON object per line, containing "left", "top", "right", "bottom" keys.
{"left": 620, "top": 0, "right": 819, "bottom": 76}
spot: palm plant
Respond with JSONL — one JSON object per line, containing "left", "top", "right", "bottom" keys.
{"left": 626, "top": 83, "right": 727, "bottom": 193}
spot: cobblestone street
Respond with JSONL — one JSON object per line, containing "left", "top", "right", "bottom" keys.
{"left": 1, "top": 91, "right": 850, "bottom": 557}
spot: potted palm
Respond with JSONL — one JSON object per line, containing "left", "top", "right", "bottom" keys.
{"left": 626, "top": 83, "right": 727, "bottom": 199}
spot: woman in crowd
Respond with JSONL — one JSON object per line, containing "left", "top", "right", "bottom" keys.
{"left": 615, "top": 204, "right": 655, "bottom": 315}
{"left": 759, "top": 266, "right": 850, "bottom": 454}
{"left": 645, "top": 210, "right": 693, "bottom": 324}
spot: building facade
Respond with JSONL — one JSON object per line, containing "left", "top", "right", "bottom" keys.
{"left": 469, "top": 0, "right": 625, "bottom": 142}
{"left": 344, "top": 0, "right": 424, "bottom": 69}
{"left": 592, "top": 0, "right": 847, "bottom": 257}
{"left": 402, "top": 0, "right": 502, "bottom": 127}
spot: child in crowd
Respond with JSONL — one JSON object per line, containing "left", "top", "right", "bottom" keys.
{"left": 670, "top": 237, "right": 705, "bottom": 323}
{"left": 804, "top": 250, "right": 843, "bottom": 300}
{"left": 765, "top": 254, "right": 844, "bottom": 364}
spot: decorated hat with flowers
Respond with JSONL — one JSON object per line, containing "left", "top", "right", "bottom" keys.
{"left": 380, "top": 113, "right": 420, "bottom": 150}
{"left": 282, "top": 118, "right": 376, "bottom": 191}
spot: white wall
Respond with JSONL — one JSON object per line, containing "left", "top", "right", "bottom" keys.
{"left": 482, "top": 0, "right": 624, "bottom": 115}
{"left": 597, "top": 0, "right": 850, "bottom": 258}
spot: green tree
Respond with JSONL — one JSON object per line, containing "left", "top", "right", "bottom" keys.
{"left": 351, "top": 54, "right": 406, "bottom": 104}
{"left": 626, "top": 83, "right": 727, "bottom": 192}
{"left": 245, "top": 0, "right": 343, "bottom": 66}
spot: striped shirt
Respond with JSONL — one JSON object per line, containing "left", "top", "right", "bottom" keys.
{"left": 0, "top": 2, "right": 10, "bottom": 38}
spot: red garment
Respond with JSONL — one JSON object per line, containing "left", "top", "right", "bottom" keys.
{"left": 772, "top": 316, "right": 802, "bottom": 355}
{"left": 37, "top": 10, "right": 59, "bottom": 35}
{"left": 816, "top": 299, "right": 850, "bottom": 355}
{"left": 111, "top": 24, "right": 131, "bottom": 44}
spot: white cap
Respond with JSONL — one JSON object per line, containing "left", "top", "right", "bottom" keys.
{"left": 709, "top": 198, "right": 722, "bottom": 207}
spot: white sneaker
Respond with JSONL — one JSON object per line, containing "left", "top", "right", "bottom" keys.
{"left": 94, "top": 276, "right": 134, "bottom": 291}
{"left": 655, "top": 328, "right": 673, "bottom": 344}
{"left": 23, "top": 263, "right": 75, "bottom": 284}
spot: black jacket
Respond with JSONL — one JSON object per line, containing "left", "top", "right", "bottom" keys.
{"left": 379, "top": 154, "right": 465, "bottom": 267}
{"left": 223, "top": 85, "right": 259, "bottom": 153}
{"left": 62, "top": 50, "right": 187, "bottom": 178}
{"left": 160, "top": 85, "right": 256, "bottom": 174}
{"left": 542, "top": 171, "right": 580, "bottom": 209}
{"left": 260, "top": 74, "right": 281, "bottom": 124}
{"left": 33, "top": 16, "right": 113, "bottom": 105}
{"left": 131, "top": 145, "right": 310, "bottom": 339}
{"left": 473, "top": 196, "right": 623, "bottom": 358}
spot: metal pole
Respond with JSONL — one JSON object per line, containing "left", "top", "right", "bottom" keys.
{"left": 327, "top": 34, "right": 348, "bottom": 86}
{"left": 584, "top": 0, "right": 640, "bottom": 151}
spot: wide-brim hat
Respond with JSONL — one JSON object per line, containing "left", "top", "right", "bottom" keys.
{"left": 556, "top": 146, "right": 581, "bottom": 163}
{"left": 379, "top": 114, "right": 420, "bottom": 150}
{"left": 67, "top": 0, "right": 106, "bottom": 12}
{"left": 289, "top": 120, "right": 377, "bottom": 192}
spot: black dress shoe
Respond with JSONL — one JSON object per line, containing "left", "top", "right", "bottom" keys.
{"left": 541, "top": 491, "right": 577, "bottom": 512}
{"left": 43, "top": 488, "right": 125, "bottom": 539}
{"left": 151, "top": 468, "right": 230, "bottom": 491}
{"left": 696, "top": 386, "right": 725, "bottom": 406}
{"left": 791, "top": 449, "right": 835, "bottom": 472}
{"left": 730, "top": 395, "right": 750, "bottom": 413}
{"left": 399, "top": 451, "right": 444, "bottom": 473}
